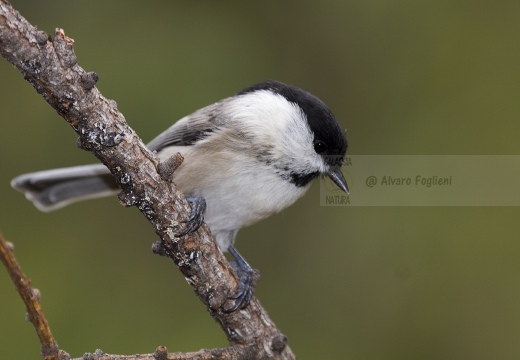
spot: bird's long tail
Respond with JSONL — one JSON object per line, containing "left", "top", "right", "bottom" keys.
{"left": 11, "top": 164, "right": 119, "bottom": 212}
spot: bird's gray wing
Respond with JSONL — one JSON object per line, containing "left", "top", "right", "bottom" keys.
{"left": 146, "top": 101, "right": 225, "bottom": 152}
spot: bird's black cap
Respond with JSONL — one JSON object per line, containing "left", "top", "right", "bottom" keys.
{"left": 239, "top": 80, "right": 347, "bottom": 168}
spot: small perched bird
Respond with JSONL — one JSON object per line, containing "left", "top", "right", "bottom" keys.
{"left": 11, "top": 80, "right": 348, "bottom": 312}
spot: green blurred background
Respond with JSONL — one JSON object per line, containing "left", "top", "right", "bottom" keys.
{"left": 1, "top": 1, "right": 519, "bottom": 359}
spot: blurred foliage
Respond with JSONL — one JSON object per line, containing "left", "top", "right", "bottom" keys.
{"left": 1, "top": 1, "right": 520, "bottom": 359}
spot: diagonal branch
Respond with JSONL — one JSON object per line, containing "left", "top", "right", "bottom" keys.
{"left": 0, "top": 1, "right": 295, "bottom": 359}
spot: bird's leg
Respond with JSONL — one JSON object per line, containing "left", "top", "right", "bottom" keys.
{"left": 225, "top": 245, "right": 255, "bottom": 313}
{"left": 176, "top": 195, "right": 206, "bottom": 237}
{"left": 171, "top": 196, "right": 255, "bottom": 312}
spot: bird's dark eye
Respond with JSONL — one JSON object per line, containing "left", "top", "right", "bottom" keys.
{"left": 313, "top": 140, "right": 327, "bottom": 154}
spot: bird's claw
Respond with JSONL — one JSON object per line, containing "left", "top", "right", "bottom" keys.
{"left": 223, "top": 246, "right": 256, "bottom": 313}
{"left": 176, "top": 195, "right": 206, "bottom": 237}
{"left": 226, "top": 268, "right": 255, "bottom": 313}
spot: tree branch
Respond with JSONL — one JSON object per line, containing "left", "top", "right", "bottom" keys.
{"left": 0, "top": 1, "right": 295, "bottom": 359}
{"left": 0, "top": 234, "right": 59, "bottom": 360}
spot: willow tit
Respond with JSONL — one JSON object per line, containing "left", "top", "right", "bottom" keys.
{"left": 11, "top": 80, "right": 348, "bottom": 312}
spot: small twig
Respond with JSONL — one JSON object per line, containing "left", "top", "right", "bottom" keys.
{"left": 0, "top": 235, "right": 59, "bottom": 360}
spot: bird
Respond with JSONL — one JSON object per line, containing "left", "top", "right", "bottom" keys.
{"left": 11, "top": 80, "right": 348, "bottom": 312}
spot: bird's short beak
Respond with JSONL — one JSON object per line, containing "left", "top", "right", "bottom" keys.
{"left": 328, "top": 169, "right": 349, "bottom": 193}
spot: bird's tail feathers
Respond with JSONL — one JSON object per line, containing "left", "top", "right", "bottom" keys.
{"left": 11, "top": 164, "right": 118, "bottom": 212}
